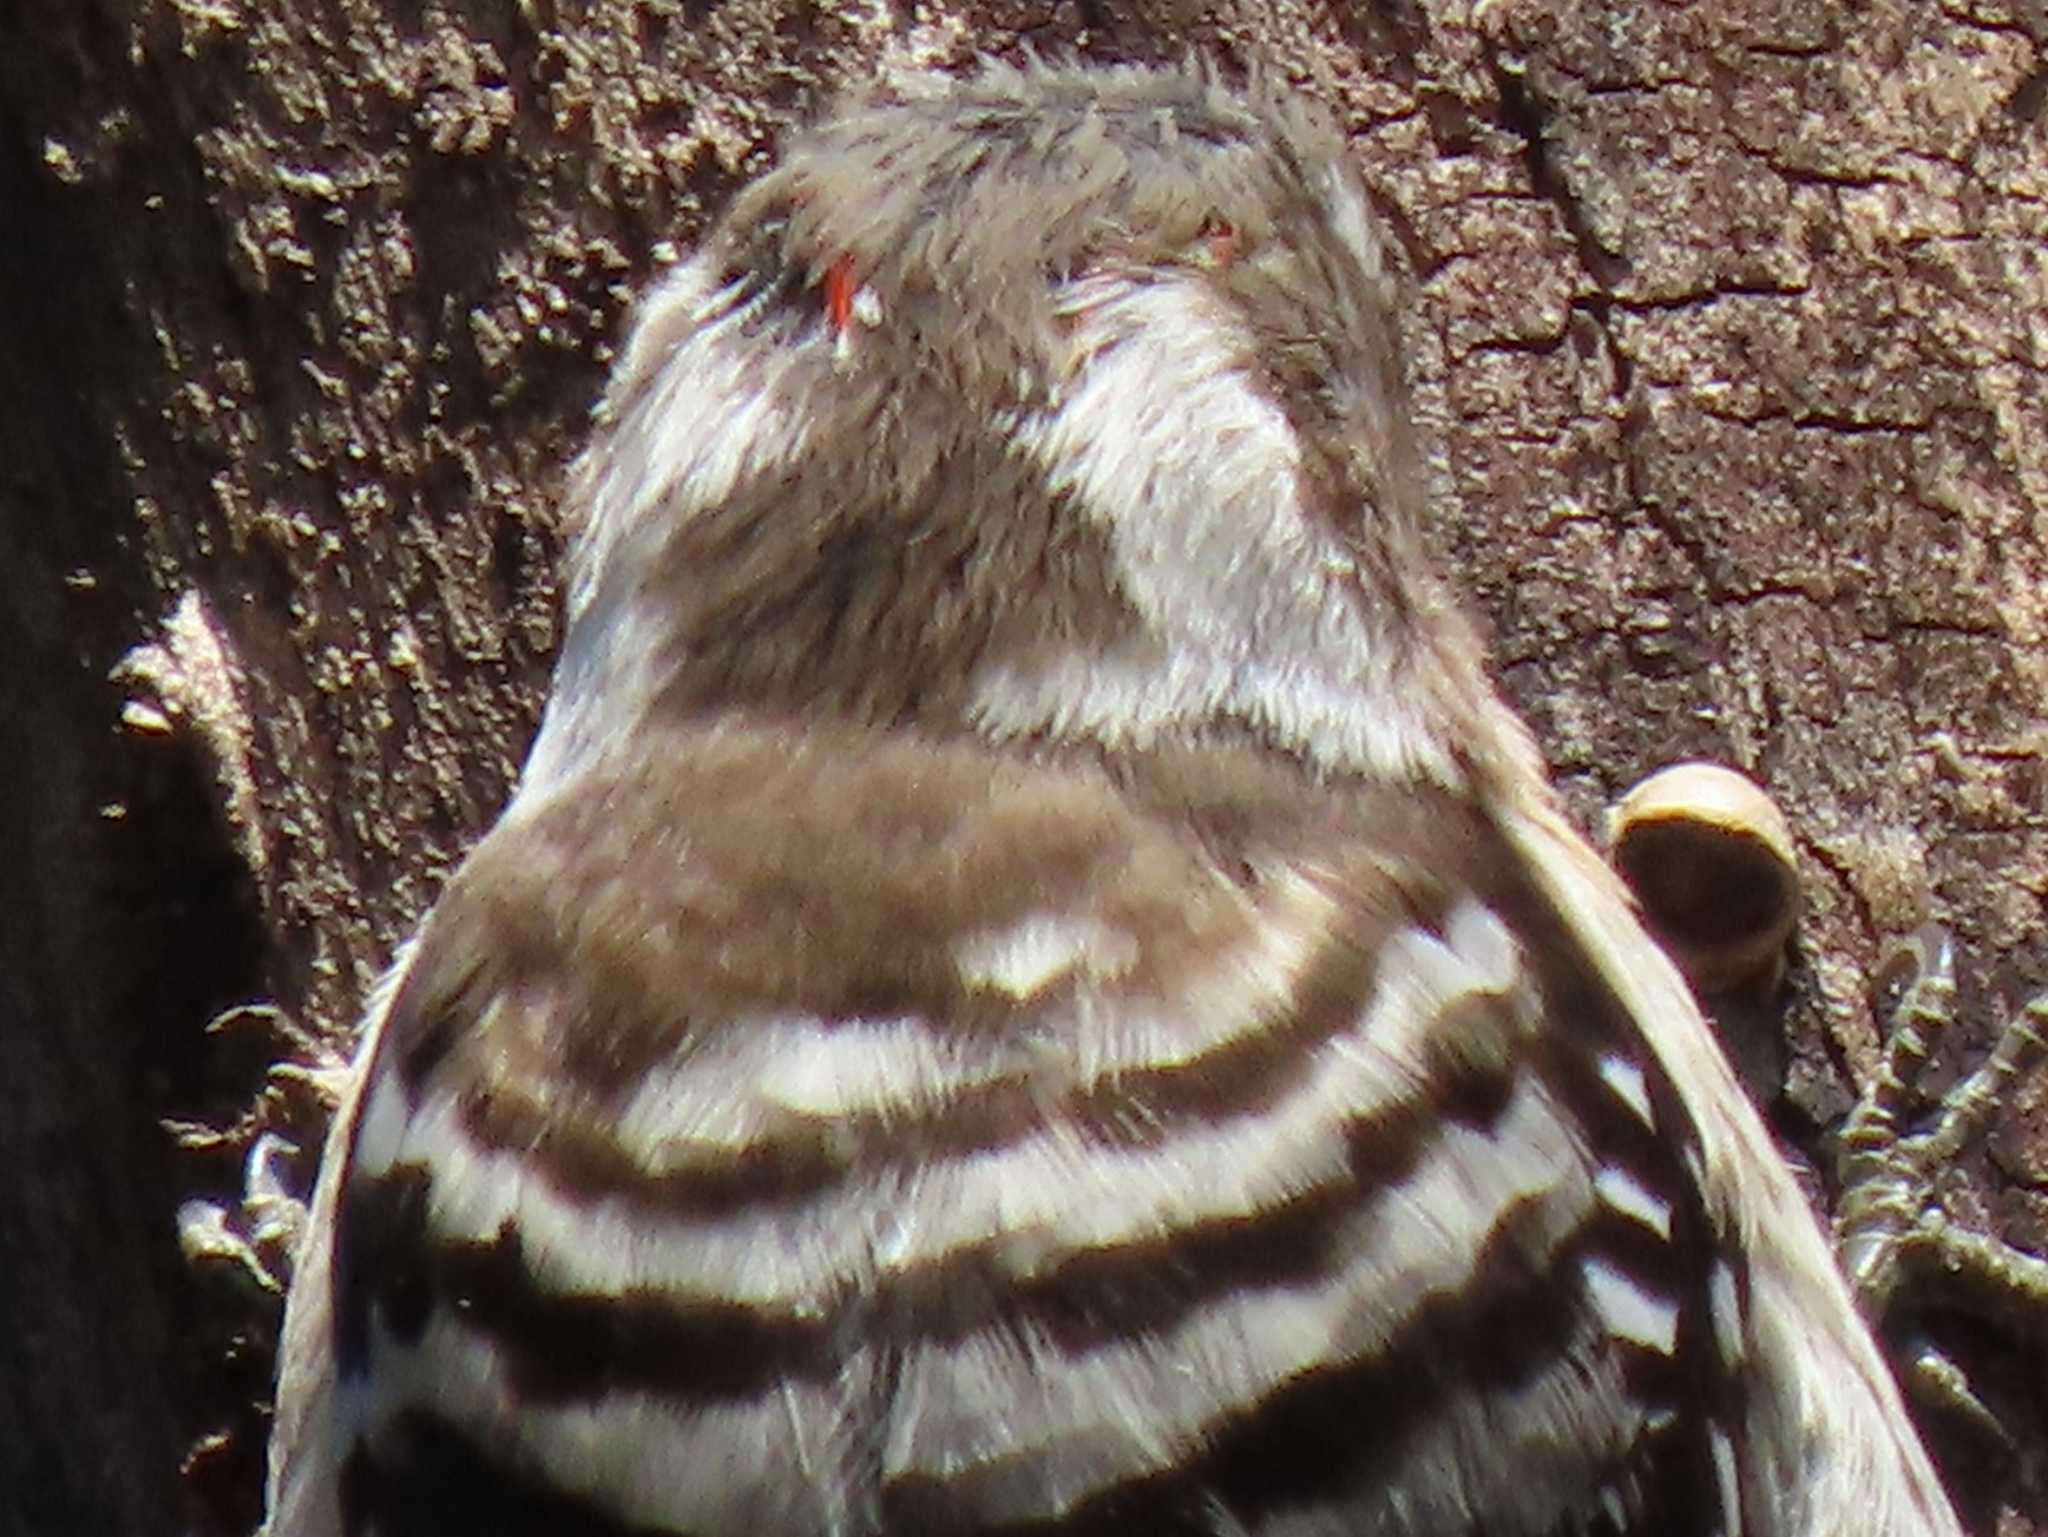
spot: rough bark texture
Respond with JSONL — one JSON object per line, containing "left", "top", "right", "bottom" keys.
{"left": 3, "top": 2, "right": 2047, "bottom": 1534}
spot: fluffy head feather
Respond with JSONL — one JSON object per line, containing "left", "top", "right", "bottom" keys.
{"left": 533, "top": 59, "right": 1534, "bottom": 795}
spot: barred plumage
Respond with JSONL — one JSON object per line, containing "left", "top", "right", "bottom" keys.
{"left": 264, "top": 60, "right": 1961, "bottom": 1537}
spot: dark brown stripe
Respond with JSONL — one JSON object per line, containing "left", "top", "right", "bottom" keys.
{"left": 333, "top": 1077, "right": 1446, "bottom": 1406}
{"left": 334, "top": 955, "right": 1658, "bottom": 1420}
{"left": 337, "top": 1010, "right": 1736, "bottom": 1535}
{"left": 1511, "top": 875, "right": 1753, "bottom": 1537}
{"left": 444, "top": 901, "right": 1514, "bottom": 1223}
{"left": 876, "top": 1197, "right": 1714, "bottom": 1537}
{"left": 458, "top": 1090, "right": 857, "bottom": 1221}
{"left": 333, "top": 1162, "right": 433, "bottom": 1375}
{"left": 339, "top": 1415, "right": 671, "bottom": 1537}
{"left": 335, "top": 1090, "right": 1679, "bottom": 1450}
{"left": 429, "top": 1214, "right": 836, "bottom": 1401}
{"left": 340, "top": 1197, "right": 1652, "bottom": 1537}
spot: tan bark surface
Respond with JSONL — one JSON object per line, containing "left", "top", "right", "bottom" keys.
{"left": 3, "top": 2, "right": 2045, "bottom": 1533}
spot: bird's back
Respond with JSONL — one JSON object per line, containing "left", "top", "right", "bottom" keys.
{"left": 264, "top": 59, "right": 1963, "bottom": 1537}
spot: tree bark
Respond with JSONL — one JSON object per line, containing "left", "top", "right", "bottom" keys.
{"left": 2, "top": 2, "right": 2045, "bottom": 1533}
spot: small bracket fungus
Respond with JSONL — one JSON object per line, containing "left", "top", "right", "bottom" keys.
{"left": 1607, "top": 761, "right": 1801, "bottom": 998}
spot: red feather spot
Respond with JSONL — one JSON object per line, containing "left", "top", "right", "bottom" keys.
{"left": 823, "top": 254, "right": 856, "bottom": 333}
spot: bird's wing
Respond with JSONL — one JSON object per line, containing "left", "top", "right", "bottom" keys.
{"left": 270, "top": 719, "right": 1758, "bottom": 1537}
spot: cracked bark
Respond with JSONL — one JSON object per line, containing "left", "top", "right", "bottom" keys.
{"left": 2, "top": 2, "right": 2045, "bottom": 1534}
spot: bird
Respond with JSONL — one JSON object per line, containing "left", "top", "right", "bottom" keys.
{"left": 261, "top": 57, "right": 1964, "bottom": 1537}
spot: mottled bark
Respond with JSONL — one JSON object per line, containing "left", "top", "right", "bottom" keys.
{"left": 2, "top": 2, "right": 2045, "bottom": 1533}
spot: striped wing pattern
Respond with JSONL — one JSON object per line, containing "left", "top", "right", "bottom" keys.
{"left": 319, "top": 723, "right": 1740, "bottom": 1537}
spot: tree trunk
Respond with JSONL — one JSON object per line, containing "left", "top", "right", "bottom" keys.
{"left": 2, "top": 2, "right": 2044, "bottom": 1533}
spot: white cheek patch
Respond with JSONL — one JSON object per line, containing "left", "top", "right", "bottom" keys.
{"left": 972, "top": 271, "right": 1458, "bottom": 785}
{"left": 578, "top": 265, "right": 818, "bottom": 600}
{"left": 527, "top": 264, "right": 821, "bottom": 791}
